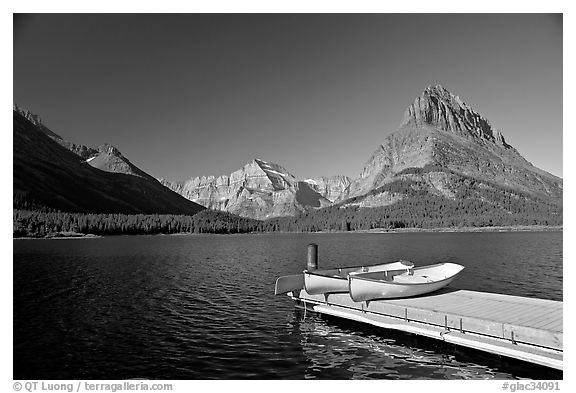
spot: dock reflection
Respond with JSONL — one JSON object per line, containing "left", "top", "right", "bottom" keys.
{"left": 291, "top": 309, "right": 520, "bottom": 380}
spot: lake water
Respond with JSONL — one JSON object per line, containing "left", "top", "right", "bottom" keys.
{"left": 13, "top": 231, "right": 562, "bottom": 379}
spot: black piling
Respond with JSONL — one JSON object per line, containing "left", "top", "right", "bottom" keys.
{"left": 307, "top": 243, "right": 319, "bottom": 271}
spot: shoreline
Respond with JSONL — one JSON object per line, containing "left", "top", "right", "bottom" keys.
{"left": 13, "top": 232, "right": 102, "bottom": 240}
{"left": 353, "top": 225, "right": 563, "bottom": 234}
{"left": 13, "top": 225, "right": 562, "bottom": 239}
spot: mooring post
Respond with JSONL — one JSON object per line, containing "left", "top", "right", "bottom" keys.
{"left": 307, "top": 243, "right": 319, "bottom": 271}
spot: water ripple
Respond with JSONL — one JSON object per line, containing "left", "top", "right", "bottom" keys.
{"left": 13, "top": 232, "right": 562, "bottom": 379}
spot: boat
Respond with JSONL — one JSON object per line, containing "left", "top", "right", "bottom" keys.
{"left": 303, "top": 260, "right": 414, "bottom": 295}
{"left": 348, "top": 262, "right": 464, "bottom": 301}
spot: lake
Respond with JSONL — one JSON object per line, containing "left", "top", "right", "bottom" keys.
{"left": 13, "top": 231, "right": 562, "bottom": 379}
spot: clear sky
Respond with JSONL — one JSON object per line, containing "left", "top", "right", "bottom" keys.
{"left": 13, "top": 13, "right": 563, "bottom": 180}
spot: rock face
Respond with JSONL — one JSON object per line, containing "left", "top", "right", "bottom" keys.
{"left": 337, "top": 84, "right": 562, "bottom": 206}
{"left": 14, "top": 104, "right": 43, "bottom": 127}
{"left": 161, "top": 159, "right": 332, "bottom": 220}
{"left": 400, "top": 85, "right": 509, "bottom": 147}
{"left": 86, "top": 143, "right": 154, "bottom": 180}
{"left": 14, "top": 104, "right": 88, "bottom": 151}
{"left": 303, "top": 175, "right": 351, "bottom": 202}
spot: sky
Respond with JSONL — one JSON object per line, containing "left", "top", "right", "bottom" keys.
{"left": 13, "top": 13, "right": 563, "bottom": 180}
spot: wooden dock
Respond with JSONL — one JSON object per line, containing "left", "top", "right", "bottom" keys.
{"left": 287, "top": 288, "right": 563, "bottom": 370}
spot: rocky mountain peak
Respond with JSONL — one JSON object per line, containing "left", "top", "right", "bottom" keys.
{"left": 248, "top": 158, "right": 297, "bottom": 189}
{"left": 400, "top": 85, "right": 509, "bottom": 147}
{"left": 161, "top": 158, "right": 332, "bottom": 219}
{"left": 97, "top": 143, "right": 123, "bottom": 157}
{"left": 253, "top": 158, "right": 289, "bottom": 173}
{"left": 14, "top": 104, "right": 44, "bottom": 128}
{"left": 304, "top": 175, "right": 352, "bottom": 202}
{"left": 14, "top": 104, "right": 64, "bottom": 141}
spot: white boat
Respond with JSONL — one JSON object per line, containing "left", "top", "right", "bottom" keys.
{"left": 303, "top": 260, "right": 414, "bottom": 295}
{"left": 348, "top": 262, "right": 464, "bottom": 301}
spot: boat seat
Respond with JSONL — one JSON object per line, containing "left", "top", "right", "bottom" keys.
{"left": 393, "top": 275, "right": 433, "bottom": 284}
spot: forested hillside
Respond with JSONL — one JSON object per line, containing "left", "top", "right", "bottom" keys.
{"left": 13, "top": 209, "right": 261, "bottom": 237}
{"left": 265, "top": 167, "right": 562, "bottom": 232}
{"left": 15, "top": 168, "right": 561, "bottom": 238}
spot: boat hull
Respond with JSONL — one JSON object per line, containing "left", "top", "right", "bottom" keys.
{"left": 304, "top": 260, "right": 413, "bottom": 295}
{"left": 349, "top": 263, "right": 464, "bottom": 301}
{"left": 304, "top": 272, "right": 348, "bottom": 295}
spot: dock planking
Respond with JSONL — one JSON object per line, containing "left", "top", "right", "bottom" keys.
{"left": 288, "top": 288, "right": 562, "bottom": 370}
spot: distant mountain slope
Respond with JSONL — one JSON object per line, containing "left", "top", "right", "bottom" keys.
{"left": 337, "top": 85, "right": 562, "bottom": 208}
{"left": 14, "top": 104, "right": 99, "bottom": 160}
{"left": 14, "top": 104, "right": 152, "bottom": 180}
{"left": 303, "top": 175, "right": 351, "bottom": 202}
{"left": 163, "top": 85, "right": 560, "bottom": 223}
{"left": 340, "top": 164, "right": 562, "bottom": 217}
{"left": 13, "top": 111, "right": 205, "bottom": 215}
{"left": 161, "top": 159, "right": 333, "bottom": 219}
{"left": 85, "top": 143, "right": 155, "bottom": 180}
{"left": 14, "top": 83, "right": 560, "bottom": 227}
{"left": 266, "top": 169, "right": 562, "bottom": 231}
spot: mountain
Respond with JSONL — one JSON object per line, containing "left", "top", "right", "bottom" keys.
{"left": 163, "top": 85, "right": 560, "bottom": 223}
{"left": 13, "top": 104, "right": 152, "bottom": 181}
{"left": 14, "top": 104, "right": 100, "bottom": 160}
{"left": 13, "top": 110, "right": 205, "bottom": 215}
{"left": 84, "top": 143, "right": 155, "bottom": 180}
{"left": 262, "top": 83, "right": 563, "bottom": 230}
{"left": 160, "top": 159, "right": 333, "bottom": 220}
{"left": 336, "top": 85, "right": 562, "bottom": 209}
{"left": 303, "top": 175, "right": 351, "bottom": 202}
{"left": 14, "top": 83, "right": 561, "bottom": 228}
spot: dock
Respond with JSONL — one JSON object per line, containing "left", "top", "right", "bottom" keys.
{"left": 287, "top": 288, "right": 563, "bottom": 370}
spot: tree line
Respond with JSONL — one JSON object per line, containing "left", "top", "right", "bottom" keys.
{"left": 13, "top": 170, "right": 562, "bottom": 238}
{"left": 264, "top": 174, "right": 561, "bottom": 232}
{"left": 14, "top": 191, "right": 561, "bottom": 238}
{"left": 13, "top": 209, "right": 262, "bottom": 237}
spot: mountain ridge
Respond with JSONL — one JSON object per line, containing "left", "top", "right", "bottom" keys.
{"left": 160, "top": 158, "right": 340, "bottom": 220}
{"left": 336, "top": 85, "right": 562, "bottom": 206}
{"left": 14, "top": 83, "right": 562, "bottom": 225}
{"left": 13, "top": 110, "right": 205, "bottom": 215}
{"left": 13, "top": 105, "right": 151, "bottom": 180}
{"left": 161, "top": 84, "right": 561, "bottom": 220}
{"left": 400, "top": 84, "right": 509, "bottom": 147}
